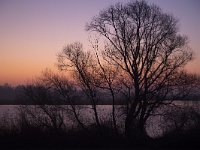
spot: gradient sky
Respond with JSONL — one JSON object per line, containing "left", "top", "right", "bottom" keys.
{"left": 0, "top": 0, "right": 200, "bottom": 85}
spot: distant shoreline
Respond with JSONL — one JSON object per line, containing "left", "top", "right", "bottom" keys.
{"left": 0, "top": 99, "right": 199, "bottom": 105}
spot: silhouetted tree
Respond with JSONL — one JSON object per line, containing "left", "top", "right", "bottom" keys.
{"left": 90, "top": 39, "right": 121, "bottom": 134}
{"left": 86, "top": 0, "right": 193, "bottom": 137}
{"left": 22, "top": 83, "right": 66, "bottom": 132}
{"left": 40, "top": 70, "right": 87, "bottom": 131}
{"left": 57, "top": 43, "right": 101, "bottom": 127}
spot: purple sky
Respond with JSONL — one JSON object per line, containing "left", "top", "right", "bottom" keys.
{"left": 0, "top": 0, "right": 199, "bottom": 85}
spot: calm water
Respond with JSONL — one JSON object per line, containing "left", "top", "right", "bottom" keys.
{"left": 0, "top": 101, "right": 199, "bottom": 137}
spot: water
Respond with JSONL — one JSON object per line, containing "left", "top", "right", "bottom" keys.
{"left": 0, "top": 101, "right": 199, "bottom": 137}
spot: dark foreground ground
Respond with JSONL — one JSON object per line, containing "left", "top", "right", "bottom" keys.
{"left": 0, "top": 126, "right": 200, "bottom": 150}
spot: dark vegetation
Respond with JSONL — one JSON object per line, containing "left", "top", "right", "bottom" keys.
{"left": 0, "top": 0, "right": 200, "bottom": 149}
{"left": 0, "top": 104, "right": 199, "bottom": 149}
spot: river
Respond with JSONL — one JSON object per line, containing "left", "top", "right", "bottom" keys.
{"left": 0, "top": 101, "right": 199, "bottom": 137}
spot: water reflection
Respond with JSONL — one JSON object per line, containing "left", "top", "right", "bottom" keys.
{"left": 0, "top": 101, "right": 199, "bottom": 137}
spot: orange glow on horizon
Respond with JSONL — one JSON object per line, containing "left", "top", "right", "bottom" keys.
{"left": 0, "top": 59, "right": 199, "bottom": 86}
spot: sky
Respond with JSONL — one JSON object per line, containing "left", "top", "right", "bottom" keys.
{"left": 0, "top": 0, "right": 199, "bottom": 86}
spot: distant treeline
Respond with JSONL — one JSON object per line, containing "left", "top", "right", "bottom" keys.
{"left": 0, "top": 83, "right": 200, "bottom": 105}
{"left": 0, "top": 84, "right": 127, "bottom": 105}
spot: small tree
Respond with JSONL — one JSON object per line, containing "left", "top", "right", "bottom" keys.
{"left": 57, "top": 42, "right": 101, "bottom": 127}
{"left": 22, "top": 83, "right": 66, "bottom": 132}
{"left": 41, "top": 70, "right": 87, "bottom": 131}
{"left": 86, "top": 0, "right": 193, "bottom": 137}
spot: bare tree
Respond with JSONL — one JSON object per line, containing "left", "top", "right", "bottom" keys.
{"left": 86, "top": 0, "right": 193, "bottom": 137}
{"left": 89, "top": 39, "right": 121, "bottom": 134}
{"left": 22, "top": 83, "right": 66, "bottom": 132}
{"left": 57, "top": 42, "right": 101, "bottom": 127}
{"left": 41, "top": 70, "right": 87, "bottom": 131}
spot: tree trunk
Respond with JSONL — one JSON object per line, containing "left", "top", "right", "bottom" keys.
{"left": 92, "top": 103, "right": 101, "bottom": 127}
{"left": 110, "top": 88, "right": 118, "bottom": 134}
{"left": 125, "top": 118, "right": 147, "bottom": 139}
